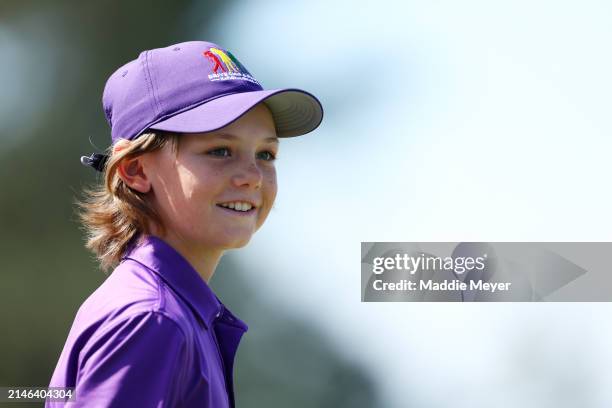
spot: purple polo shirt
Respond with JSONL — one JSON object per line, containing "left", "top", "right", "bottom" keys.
{"left": 47, "top": 235, "right": 248, "bottom": 407}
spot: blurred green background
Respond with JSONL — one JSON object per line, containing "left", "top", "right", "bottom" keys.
{"left": 0, "top": 1, "right": 381, "bottom": 407}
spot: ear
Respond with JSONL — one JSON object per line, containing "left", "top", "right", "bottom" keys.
{"left": 116, "top": 155, "right": 151, "bottom": 194}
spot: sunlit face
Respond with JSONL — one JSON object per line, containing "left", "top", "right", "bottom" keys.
{"left": 144, "top": 103, "right": 278, "bottom": 252}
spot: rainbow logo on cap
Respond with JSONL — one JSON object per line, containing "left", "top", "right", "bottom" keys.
{"left": 203, "top": 47, "right": 260, "bottom": 85}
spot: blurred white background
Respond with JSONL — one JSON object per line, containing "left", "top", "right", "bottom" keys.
{"left": 209, "top": 1, "right": 612, "bottom": 407}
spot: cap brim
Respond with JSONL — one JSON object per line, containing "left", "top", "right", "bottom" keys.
{"left": 148, "top": 88, "right": 323, "bottom": 138}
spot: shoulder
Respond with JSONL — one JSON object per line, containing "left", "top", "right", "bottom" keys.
{"left": 71, "top": 259, "right": 195, "bottom": 348}
{"left": 79, "top": 310, "right": 188, "bottom": 366}
{"left": 80, "top": 309, "right": 187, "bottom": 356}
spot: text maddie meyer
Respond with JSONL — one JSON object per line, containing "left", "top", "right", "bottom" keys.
{"left": 372, "top": 279, "right": 512, "bottom": 293}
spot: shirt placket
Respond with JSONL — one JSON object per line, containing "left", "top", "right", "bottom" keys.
{"left": 212, "top": 309, "right": 246, "bottom": 408}
{"left": 210, "top": 309, "right": 232, "bottom": 407}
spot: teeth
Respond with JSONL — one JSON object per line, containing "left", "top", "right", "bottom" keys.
{"left": 219, "top": 201, "right": 253, "bottom": 212}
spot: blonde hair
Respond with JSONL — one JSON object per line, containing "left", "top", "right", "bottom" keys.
{"left": 76, "top": 131, "right": 179, "bottom": 273}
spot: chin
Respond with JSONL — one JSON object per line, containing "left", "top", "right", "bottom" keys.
{"left": 216, "top": 233, "right": 253, "bottom": 250}
{"left": 219, "top": 239, "right": 251, "bottom": 251}
{"left": 230, "top": 240, "right": 250, "bottom": 249}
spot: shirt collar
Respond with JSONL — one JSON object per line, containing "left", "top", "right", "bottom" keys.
{"left": 122, "top": 234, "right": 223, "bottom": 329}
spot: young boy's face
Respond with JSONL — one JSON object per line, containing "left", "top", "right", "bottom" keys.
{"left": 144, "top": 103, "right": 278, "bottom": 252}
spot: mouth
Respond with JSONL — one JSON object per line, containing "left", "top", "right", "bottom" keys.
{"left": 216, "top": 201, "right": 257, "bottom": 216}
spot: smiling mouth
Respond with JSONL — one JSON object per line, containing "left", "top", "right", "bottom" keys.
{"left": 216, "top": 203, "right": 257, "bottom": 215}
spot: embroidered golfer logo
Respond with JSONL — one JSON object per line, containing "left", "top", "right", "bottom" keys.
{"left": 202, "top": 47, "right": 260, "bottom": 85}
{"left": 209, "top": 48, "right": 240, "bottom": 73}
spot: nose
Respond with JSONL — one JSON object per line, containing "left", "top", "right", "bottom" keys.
{"left": 231, "top": 159, "right": 263, "bottom": 190}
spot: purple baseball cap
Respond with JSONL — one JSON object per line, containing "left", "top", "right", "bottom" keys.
{"left": 81, "top": 40, "right": 323, "bottom": 171}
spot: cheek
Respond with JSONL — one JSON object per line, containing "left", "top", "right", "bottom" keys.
{"left": 153, "top": 167, "right": 200, "bottom": 221}
{"left": 264, "top": 169, "right": 278, "bottom": 203}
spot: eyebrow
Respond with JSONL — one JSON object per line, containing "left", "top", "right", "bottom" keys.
{"left": 205, "top": 132, "right": 279, "bottom": 144}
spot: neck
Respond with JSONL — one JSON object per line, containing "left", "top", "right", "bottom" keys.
{"left": 151, "top": 231, "right": 224, "bottom": 283}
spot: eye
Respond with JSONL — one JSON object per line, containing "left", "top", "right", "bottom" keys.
{"left": 207, "top": 147, "right": 231, "bottom": 157}
{"left": 257, "top": 150, "right": 276, "bottom": 161}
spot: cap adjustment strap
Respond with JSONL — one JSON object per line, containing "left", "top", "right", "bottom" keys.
{"left": 80, "top": 153, "right": 109, "bottom": 172}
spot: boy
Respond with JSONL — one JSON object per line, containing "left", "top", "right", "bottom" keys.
{"left": 46, "top": 40, "right": 323, "bottom": 407}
